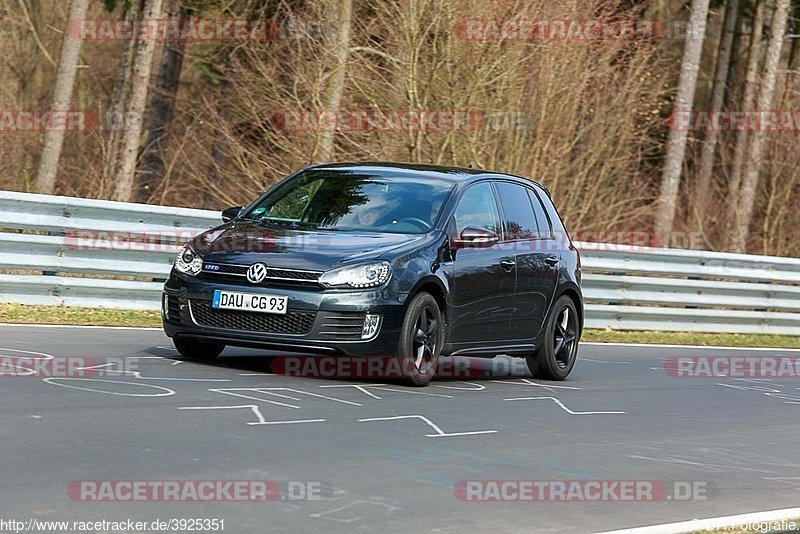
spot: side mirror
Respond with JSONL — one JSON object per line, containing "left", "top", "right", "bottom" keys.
{"left": 221, "top": 206, "right": 244, "bottom": 222}
{"left": 452, "top": 226, "right": 499, "bottom": 249}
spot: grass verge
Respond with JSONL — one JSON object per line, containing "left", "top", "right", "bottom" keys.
{"left": 0, "top": 303, "right": 161, "bottom": 328}
{"left": 1, "top": 303, "right": 800, "bottom": 349}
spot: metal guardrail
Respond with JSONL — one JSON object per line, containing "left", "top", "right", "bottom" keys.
{"left": 2, "top": 190, "right": 800, "bottom": 334}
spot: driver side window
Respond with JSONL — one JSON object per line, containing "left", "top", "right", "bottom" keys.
{"left": 453, "top": 182, "right": 502, "bottom": 235}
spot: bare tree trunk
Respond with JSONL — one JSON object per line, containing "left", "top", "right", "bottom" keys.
{"left": 725, "top": 1, "right": 766, "bottom": 229}
{"left": 730, "top": 0, "right": 792, "bottom": 252}
{"left": 33, "top": 0, "right": 90, "bottom": 194}
{"left": 316, "top": 0, "right": 353, "bottom": 163}
{"left": 694, "top": 0, "right": 738, "bottom": 221}
{"left": 653, "top": 0, "right": 711, "bottom": 245}
{"left": 110, "top": 0, "right": 164, "bottom": 201}
{"left": 135, "top": 0, "right": 188, "bottom": 203}
{"left": 103, "top": 0, "right": 142, "bottom": 193}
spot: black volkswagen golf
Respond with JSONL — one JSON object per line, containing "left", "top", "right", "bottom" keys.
{"left": 163, "top": 163, "right": 582, "bottom": 386}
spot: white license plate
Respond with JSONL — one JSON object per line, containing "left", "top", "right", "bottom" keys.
{"left": 211, "top": 290, "right": 288, "bottom": 315}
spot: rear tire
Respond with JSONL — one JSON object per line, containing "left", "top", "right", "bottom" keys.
{"left": 396, "top": 293, "right": 444, "bottom": 387}
{"left": 173, "top": 338, "right": 225, "bottom": 361}
{"left": 526, "top": 295, "right": 579, "bottom": 381}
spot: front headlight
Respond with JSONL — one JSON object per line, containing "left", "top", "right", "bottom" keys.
{"left": 174, "top": 244, "right": 203, "bottom": 276}
{"left": 319, "top": 261, "right": 392, "bottom": 289}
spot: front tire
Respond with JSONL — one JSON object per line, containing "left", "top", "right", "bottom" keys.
{"left": 526, "top": 295, "right": 579, "bottom": 381}
{"left": 173, "top": 338, "right": 225, "bottom": 361}
{"left": 396, "top": 293, "right": 444, "bottom": 387}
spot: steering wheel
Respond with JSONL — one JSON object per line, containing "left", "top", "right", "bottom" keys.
{"left": 397, "top": 217, "right": 431, "bottom": 231}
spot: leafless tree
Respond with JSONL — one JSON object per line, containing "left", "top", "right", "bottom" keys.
{"left": 33, "top": 0, "right": 90, "bottom": 194}
{"left": 654, "top": 0, "right": 711, "bottom": 245}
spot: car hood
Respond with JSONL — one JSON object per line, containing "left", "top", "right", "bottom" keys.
{"left": 191, "top": 221, "right": 433, "bottom": 271}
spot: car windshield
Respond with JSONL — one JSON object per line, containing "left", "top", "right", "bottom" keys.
{"left": 243, "top": 170, "right": 454, "bottom": 234}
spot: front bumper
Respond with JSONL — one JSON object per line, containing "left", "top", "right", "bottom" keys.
{"left": 161, "top": 273, "right": 406, "bottom": 356}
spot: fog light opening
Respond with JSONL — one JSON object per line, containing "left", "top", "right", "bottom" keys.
{"left": 362, "top": 314, "right": 382, "bottom": 340}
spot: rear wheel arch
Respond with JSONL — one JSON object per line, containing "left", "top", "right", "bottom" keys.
{"left": 556, "top": 286, "right": 583, "bottom": 331}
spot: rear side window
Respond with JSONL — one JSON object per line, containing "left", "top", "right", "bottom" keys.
{"left": 494, "top": 182, "right": 539, "bottom": 241}
{"left": 531, "top": 186, "right": 568, "bottom": 239}
{"left": 526, "top": 188, "right": 551, "bottom": 237}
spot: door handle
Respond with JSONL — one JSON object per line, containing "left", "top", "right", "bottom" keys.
{"left": 500, "top": 259, "right": 516, "bottom": 272}
{"left": 545, "top": 255, "right": 559, "bottom": 266}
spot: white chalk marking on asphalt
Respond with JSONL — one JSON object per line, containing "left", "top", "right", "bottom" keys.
{"left": 43, "top": 378, "right": 176, "bottom": 397}
{"left": 367, "top": 386, "right": 454, "bottom": 398}
{"left": 309, "top": 500, "right": 401, "bottom": 523}
{"left": 238, "top": 372, "right": 272, "bottom": 376}
{"left": 763, "top": 477, "right": 800, "bottom": 487}
{"left": 358, "top": 415, "right": 497, "bottom": 438}
{"left": 582, "top": 358, "right": 632, "bottom": 365}
{"left": 74, "top": 363, "right": 230, "bottom": 383}
{"left": 0, "top": 349, "right": 56, "bottom": 376}
{"left": 432, "top": 382, "right": 486, "bottom": 391}
{"left": 210, "top": 387, "right": 362, "bottom": 407}
{"left": 594, "top": 507, "right": 800, "bottom": 534}
{"left": 0, "top": 347, "right": 55, "bottom": 359}
{"left": 505, "top": 396, "right": 625, "bottom": 415}
{"left": 628, "top": 454, "right": 771, "bottom": 473}
{"left": 319, "top": 384, "right": 385, "bottom": 400}
{"left": 491, "top": 378, "right": 581, "bottom": 391}
{"left": 208, "top": 389, "right": 300, "bottom": 409}
{"left": 178, "top": 404, "right": 324, "bottom": 426}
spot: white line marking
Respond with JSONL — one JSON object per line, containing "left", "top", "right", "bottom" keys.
{"left": 367, "top": 386, "right": 454, "bottom": 398}
{"left": 208, "top": 389, "right": 300, "bottom": 409}
{"left": 74, "top": 363, "right": 230, "bottom": 383}
{"left": 505, "top": 396, "right": 625, "bottom": 415}
{"left": 210, "top": 387, "right": 362, "bottom": 407}
{"left": 0, "top": 323, "right": 161, "bottom": 330}
{"left": 582, "top": 358, "right": 632, "bottom": 365}
{"left": 595, "top": 507, "right": 800, "bottom": 534}
{"left": 491, "top": 378, "right": 581, "bottom": 391}
{"left": 178, "top": 405, "right": 324, "bottom": 426}
{"left": 582, "top": 341, "right": 800, "bottom": 352}
{"left": 431, "top": 382, "right": 486, "bottom": 391}
{"left": 0, "top": 347, "right": 55, "bottom": 359}
{"left": 43, "top": 378, "right": 175, "bottom": 397}
{"left": 319, "top": 384, "right": 385, "bottom": 400}
{"left": 358, "top": 415, "right": 497, "bottom": 438}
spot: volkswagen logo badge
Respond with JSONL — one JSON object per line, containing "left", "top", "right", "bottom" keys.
{"left": 247, "top": 263, "right": 268, "bottom": 284}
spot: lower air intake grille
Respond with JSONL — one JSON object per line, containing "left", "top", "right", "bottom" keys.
{"left": 190, "top": 301, "right": 315, "bottom": 334}
{"left": 318, "top": 312, "right": 366, "bottom": 341}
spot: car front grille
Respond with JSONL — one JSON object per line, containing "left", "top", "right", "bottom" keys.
{"left": 190, "top": 301, "right": 316, "bottom": 335}
{"left": 200, "top": 263, "right": 322, "bottom": 286}
{"left": 318, "top": 312, "right": 366, "bottom": 341}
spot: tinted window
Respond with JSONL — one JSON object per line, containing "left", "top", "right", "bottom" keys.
{"left": 453, "top": 182, "right": 501, "bottom": 235}
{"left": 532, "top": 186, "right": 567, "bottom": 237}
{"left": 245, "top": 170, "right": 454, "bottom": 234}
{"left": 494, "top": 182, "right": 538, "bottom": 241}
{"left": 527, "top": 188, "right": 551, "bottom": 237}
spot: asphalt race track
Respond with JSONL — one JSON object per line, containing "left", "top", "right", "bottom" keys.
{"left": 1, "top": 324, "right": 799, "bottom": 533}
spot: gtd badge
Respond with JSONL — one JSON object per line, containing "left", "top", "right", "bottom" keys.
{"left": 203, "top": 263, "right": 221, "bottom": 271}
{"left": 247, "top": 263, "right": 268, "bottom": 284}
